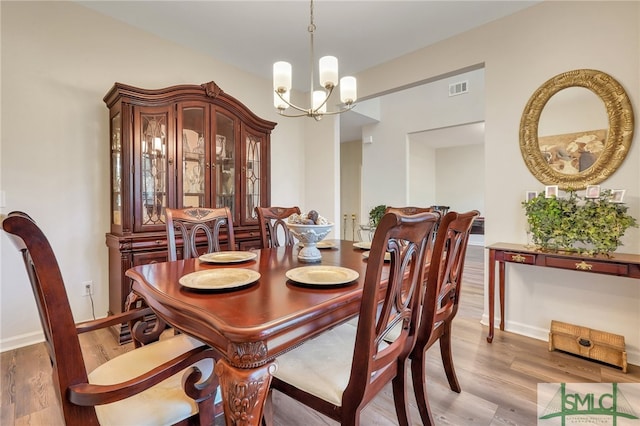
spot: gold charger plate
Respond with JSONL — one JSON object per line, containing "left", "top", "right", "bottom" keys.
{"left": 353, "top": 241, "right": 372, "bottom": 250}
{"left": 199, "top": 251, "right": 257, "bottom": 264}
{"left": 362, "top": 251, "right": 391, "bottom": 262}
{"left": 285, "top": 266, "right": 359, "bottom": 287}
{"left": 316, "top": 241, "right": 336, "bottom": 249}
{"left": 179, "top": 268, "right": 260, "bottom": 291}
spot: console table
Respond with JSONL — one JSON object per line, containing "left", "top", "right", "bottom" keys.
{"left": 486, "top": 242, "right": 640, "bottom": 343}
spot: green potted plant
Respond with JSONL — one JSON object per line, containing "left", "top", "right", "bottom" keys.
{"left": 522, "top": 189, "right": 637, "bottom": 255}
{"left": 368, "top": 204, "right": 387, "bottom": 228}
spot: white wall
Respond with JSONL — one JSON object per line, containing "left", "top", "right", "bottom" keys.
{"left": 361, "top": 68, "right": 485, "bottom": 219}
{"left": 0, "top": 1, "right": 306, "bottom": 349}
{"left": 353, "top": 1, "right": 640, "bottom": 363}
{"left": 340, "top": 140, "right": 363, "bottom": 240}
{"left": 408, "top": 140, "right": 485, "bottom": 217}
{"left": 408, "top": 143, "right": 436, "bottom": 207}
{"left": 435, "top": 144, "right": 485, "bottom": 214}
{"left": 301, "top": 115, "right": 341, "bottom": 238}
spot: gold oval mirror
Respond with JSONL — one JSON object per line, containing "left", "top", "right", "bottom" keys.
{"left": 519, "top": 69, "right": 634, "bottom": 190}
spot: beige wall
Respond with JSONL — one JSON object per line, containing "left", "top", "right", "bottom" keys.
{"left": 435, "top": 144, "right": 485, "bottom": 214}
{"left": 2, "top": 1, "right": 639, "bottom": 365}
{"left": 408, "top": 141, "right": 436, "bottom": 207}
{"left": 340, "top": 140, "right": 363, "bottom": 240}
{"left": 302, "top": 116, "right": 341, "bottom": 238}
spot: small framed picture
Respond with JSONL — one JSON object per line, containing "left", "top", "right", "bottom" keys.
{"left": 585, "top": 185, "right": 601, "bottom": 198}
{"left": 545, "top": 185, "right": 558, "bottom": 198}
{"left": 611, "top": 189, "right": 626, "bottom": 203}
{"left": 525, "top": 191, "right": 538, "bottom": 202}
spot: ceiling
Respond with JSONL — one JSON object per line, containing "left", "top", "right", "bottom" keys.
{"left": 78, "top": 0, "right": 539, "bottom": 141}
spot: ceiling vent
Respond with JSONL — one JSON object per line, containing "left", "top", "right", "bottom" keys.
{"left": 448, "top": 80, "right": 468, "bottom": 97}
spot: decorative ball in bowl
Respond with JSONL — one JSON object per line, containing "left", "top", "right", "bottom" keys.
{"left": 286, "top": 211, "right": 333, "bottom": 263}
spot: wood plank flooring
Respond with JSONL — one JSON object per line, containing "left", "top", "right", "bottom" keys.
{"left": 2, "top": 245, "right": 638, "bottom": 425}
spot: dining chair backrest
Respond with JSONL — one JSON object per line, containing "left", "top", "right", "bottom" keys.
{"left": 385, "top": 206, "right": 441, "bottom": 262}
{"left": 430, "top": 205, "right": 450, "bottom": 216}
{"left": 254, "top": 206, "right": 301, "bottom": 248}
{"left": 269, "top": 210, "right": 440, "bottom": 425}
{"left": 166, "top": 207, "right": 235, "bottom": 261}
{"left": 385, "top": 206, "right": 434, "bottom": 215}
{"left": 418, "top": 209, "right": 479, "bottom": 341}
{"left": 349, "top": 211, "right": 440, "bottom": 398}
{"left": 410, "top": 209, "right": 480, "bottom": 425}
{"left": 2, "top": 211, "right": 219, "bottom": 425}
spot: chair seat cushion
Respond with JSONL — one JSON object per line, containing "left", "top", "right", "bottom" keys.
{"left": 274, "top": 323, "right": 356, "bottom": 407}
{"left": 89, "top": 333, "right": 218, "bottom": 426}
{"left": 348, "top": 314, "right": 401, "bottom": 343}
{"left": 383, "top": 321, "right": 402, "bottom": 343}
{"left": 274, "top": 323, "right": 389, "bottom": 407}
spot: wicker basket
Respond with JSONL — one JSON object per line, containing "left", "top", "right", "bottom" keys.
{"left": 548, "top": 320, "right": 627, "bottom": 373}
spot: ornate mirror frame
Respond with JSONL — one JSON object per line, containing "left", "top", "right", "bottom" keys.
{"left": 519, "top": 69, "right": 634, "bottom": 190}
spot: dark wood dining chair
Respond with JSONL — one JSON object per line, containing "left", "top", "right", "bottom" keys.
{"left": 385, "top": 206, "right": 434, "bottom": 215}
{"left": 268, "top": 211, "right": 440, "bottom": 426}
{"left": 430, "top": 205, "right": 450, "bottom": 216}
{"left": 2, "top": 211, "right": 219, "bottom": 426}
{"left": 385, "top": 206, "right": 440, "bottom": 267}
{"left": 410, "top": 209, "right": 480, "bottom": 425}
{"left": 166, "top": 206, "right": 235, "bottom": 261}
{"left": 254, "top": 206, "right": 301, "bottom": 248}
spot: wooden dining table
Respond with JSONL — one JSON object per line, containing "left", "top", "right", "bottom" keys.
{"left": 126, "top": 239, "right": 377, "bottom": 426}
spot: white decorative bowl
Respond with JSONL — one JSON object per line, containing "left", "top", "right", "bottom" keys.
{"left": 286, "top": 222, "right": 334, "bottom": 263}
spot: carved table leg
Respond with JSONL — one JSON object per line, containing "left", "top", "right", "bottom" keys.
{"left": 214, "top": 359, "right": 277, "bottom": 426}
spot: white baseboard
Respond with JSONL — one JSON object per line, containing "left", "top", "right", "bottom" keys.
{"left": 0, "top": 313, "right": 102, "bottom": 352}
{"left": 480, "top": 314, "right": 639, "bottom": 366}
{"left": 0, "top": 330, "right": 45, "bottom": 352}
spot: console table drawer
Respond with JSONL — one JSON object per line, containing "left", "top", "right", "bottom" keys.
{"left": 545, "top": 256, "right": 629, "bottom": 275}
{"left": 504, "top": 252, "right": 536, "bottom": 265}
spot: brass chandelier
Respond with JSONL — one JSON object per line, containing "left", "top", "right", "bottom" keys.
{"left": 273, "top": 0, "right": 357, "bottom": 120}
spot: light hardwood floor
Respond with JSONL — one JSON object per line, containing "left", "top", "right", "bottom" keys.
{"left": 2, "top": 245, "right": 638, "bottom": 425}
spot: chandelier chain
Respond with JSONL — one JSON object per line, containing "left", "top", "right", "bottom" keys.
{"left": 309, "top": 0, "right": 315, "bottom": 100}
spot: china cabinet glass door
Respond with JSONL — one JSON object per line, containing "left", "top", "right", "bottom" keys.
{"left": 242, "top": 126, "right": 265, "bottom": 224}
{"left": 215, "top": 111, "right": 236, "bottom": 215}
{"left": 111, "top": 112, "right": 122, "bottom": 226}
{"left": 180, "top": 106, "right": 206, "bottom": 208}
{"left": 138, "top": 110, "right": 170, "bottom": 231}
{"left": 244, "top": 133, "right": 262, "bottom": 222}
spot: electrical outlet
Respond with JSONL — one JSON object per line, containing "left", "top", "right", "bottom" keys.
{"left": 83, "top": 281, "right": 94, "bottom": 297}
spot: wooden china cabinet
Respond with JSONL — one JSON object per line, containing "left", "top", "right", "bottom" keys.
{"left": 105, "top": 81, "right": 276, "bottom": 343}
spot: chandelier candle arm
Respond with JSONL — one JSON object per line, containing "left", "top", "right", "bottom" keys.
{"left": 312, "top": 90, "right": 328, "bottom": 114}
{"left": 272, "top": 0, "right": 357, "bottom": 119}
{"left": 273, "top": 90, "right": 290, "bottom": 111}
